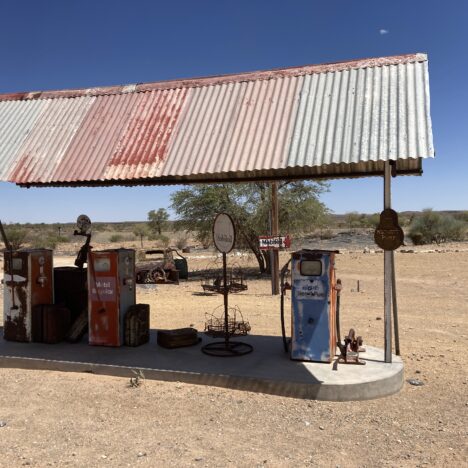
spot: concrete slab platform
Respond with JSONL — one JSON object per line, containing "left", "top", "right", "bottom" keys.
{"left": 0, "top": 330, "right": 403, "bottom": 401}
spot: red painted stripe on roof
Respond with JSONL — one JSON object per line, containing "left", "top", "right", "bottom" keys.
{"left": 109, "top": 87, "right": 188, "bottom": 168}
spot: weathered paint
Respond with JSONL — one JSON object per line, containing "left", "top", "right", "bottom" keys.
{"left": 290, "top": 250, "right": 337, "bottom": 363}
{"left": 0, "top": 53, "right": 434, "bottom": 186}
{"left": 8, "top": 97, "right": 95, "bottom": 182}
{"left": 3, "top": 249, "right": 53, "bottom": 342}
{"left": 88, "top": 249, "right": 136, "bottom": 347}
{"left": 106, "top": 88, "right": 188, "bottom": 178}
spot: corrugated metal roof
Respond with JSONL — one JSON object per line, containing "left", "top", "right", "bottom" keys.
{"left": 0, "top": 53, "right": 434, "bottom": 187}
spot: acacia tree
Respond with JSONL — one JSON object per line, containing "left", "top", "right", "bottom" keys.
{"left": 147, "top": 208, "right": 169, "bottom": 235}
{"left": 171, "top": 181, "right": 329, "bottom": 273}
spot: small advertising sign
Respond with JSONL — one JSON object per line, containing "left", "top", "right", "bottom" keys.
{"left": 213, "top": 213, "right": 236, "bottom": 253}
{"left": 259, "top": 235, "right": 291, "bottom": 250}
{"left": 294, "top": 278, "right": 326, "bottom": 300}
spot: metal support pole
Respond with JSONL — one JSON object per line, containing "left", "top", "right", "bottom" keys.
{"left": 222, "top": 252, "right": 229, "bottom": 348}
{"left": 384, "top": 162, "right": 392, "bottom": 363}
{"left": 270, "top": 182, "right": 280, "bottom": 295}
{"left": 391, "top": 250, "right": 400, "bottom": 355}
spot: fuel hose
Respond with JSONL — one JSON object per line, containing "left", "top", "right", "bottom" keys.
{"left": 280, "top": 259, "right": 291, "bottom": 353}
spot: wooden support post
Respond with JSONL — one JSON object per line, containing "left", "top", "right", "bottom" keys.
{"left": 270, "top": 182, "right": 280, "bottom": 295}
{"left": 384, "top": 162, "right": 392, "bottom": 363}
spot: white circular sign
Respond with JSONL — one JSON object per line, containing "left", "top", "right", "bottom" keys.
{"left": 212, "top": 213, "right": 236, "bottom": 253}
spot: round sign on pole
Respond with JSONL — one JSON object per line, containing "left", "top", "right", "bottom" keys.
{"left": 212, "top": 213, "right": 236, "bottom": 253}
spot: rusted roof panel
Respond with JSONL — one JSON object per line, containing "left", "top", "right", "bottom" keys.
{"left": 53, "top": 93, "right": 139, "bottom": 183}
{"left": 0, "top": 53, "right": 434, "bottom": 187}
{"left": 105, "top": 87, "right": 188, "bottom": 180}
{"left": 160, "top": 76, "right": 302, "bottom": 178}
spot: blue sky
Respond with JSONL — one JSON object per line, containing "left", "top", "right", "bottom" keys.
{"left": 0, "top": 0, "right": 466, "bottom": 223}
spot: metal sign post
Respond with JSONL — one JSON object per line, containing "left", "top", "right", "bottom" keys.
{"left": 377, "top": 161, "right": 403, "bottom": 362}
{"left": 383, "top": 162, "right": 392, "bottom": 363}
{"left": 202, "top": 213, "right": 253, "bottom": 357}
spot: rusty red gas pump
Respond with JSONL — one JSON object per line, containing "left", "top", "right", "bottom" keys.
{"left": 88, "top": 249, "right": 136, "bottom": 346}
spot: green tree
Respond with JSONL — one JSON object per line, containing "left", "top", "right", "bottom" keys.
{"left": 170, "top": 181, "right": 329, "bottom": 273}
{"left": 148, "top": 208, "right": 169, "bottom": 235}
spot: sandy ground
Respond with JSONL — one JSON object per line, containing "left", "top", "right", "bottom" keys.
{"left": 0, "top": 245, "right": 467, "bottom": 467}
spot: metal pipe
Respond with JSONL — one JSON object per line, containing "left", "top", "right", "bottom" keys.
{"left": 383, "top": 162, "right": 392, "bottom": 363}
{"left": 223, "top": 252, "right": 229, "bottom": 348}
{"left": 280, "top": 259, "right": 291, "bottom": 353}
{"left": 391, "top": 250, "right": 401, "bottom": 355}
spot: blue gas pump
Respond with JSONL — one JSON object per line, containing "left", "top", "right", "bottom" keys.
{"left": 281, "top": 249, "right": 338, "bottom": 362}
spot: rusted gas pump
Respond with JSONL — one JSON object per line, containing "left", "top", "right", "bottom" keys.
{"left": 1, "top": 221, "right": 54, "bottom": 342}
{"left": 2, "top": 248, "right": 53, "bottom": 342}
{"left": 88, "top": 248, "right": 136, "bottom": 346}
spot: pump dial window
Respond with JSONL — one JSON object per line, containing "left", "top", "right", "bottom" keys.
{"left": 300, "top": 260, "right": 322, "bottom": 276}
{"left": 94, "top": 258, "right": 111, "bottom": 272}
{"left": 12, "top": 258, "right": 23, "bottom": 270}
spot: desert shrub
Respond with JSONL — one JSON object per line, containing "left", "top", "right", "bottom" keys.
{"left": 344, "top": 211, "right": 372, "bottom": 230}
{"left": 53, "top": 235, "right": 70, "bottom": 244}
{"left": 398, "top": 214, "right": 413, "bottom": 227}
{"left": 175, "top": 235, "right": 188, "bottom": 250}
{"left": 3, "top": 226, "right": 29, "bottom": 249}
{"left": 408, "top": 209, "right": 466, "bottom": 245}
{"left": 439, "top": 217, "right": 466, "bottom": 241}
{"left": 453, "top": 211, "right": 468, "bottom": 223}
{"left": 366, "top": 213, "right": 381, "bottom": 228}
{"left": 155, "top": 234, "right": 170, "bottom": 248}
{"left": 136, "top": 249, "right": 146, "bottom": 261}
{"left": 109, "top": 234, "right": 123, "bottom": 243}
{"left": 318, "top": 229, "right": 334, "bottom": 240}
{"left": 91, "top": 223, "right": 106, "bottom": 232}
{"left": 29, "top": 233, "right": 62, "bottom": 249}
